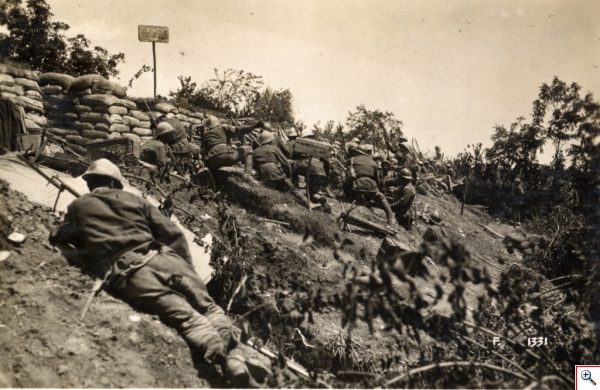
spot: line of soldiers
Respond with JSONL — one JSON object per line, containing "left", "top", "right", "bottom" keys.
{"left": 138, "top": 114, "right": 459, "bottom": 230}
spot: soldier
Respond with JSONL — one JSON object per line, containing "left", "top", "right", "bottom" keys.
{"left": 511, "top": 177, "right": 525, "bottom": 225}
{"left": 201, "top": 115, "right": 262, "bottom": 183}
{"left": 389, "top": 168, "right": 416, "bottom": 230}
{"left": 253, "top": 131, "right": 310, "bottom": 207}
{"left": 49, "top": 159, "right": 262, "bottom": 387}
{"left": 261, "top": 122, "right": 292, "bottom": 158}
{"left": 291, "top": 129, "right": 332, "bottom": 213}
{"left": 139, "top": 122, "right": 171, "bottom": 173}
{"left": 152, "top": 121, "right": 198, "bottom": 175}
{"left": 343, "top": 143, "right": 394, "bottom": 224}
{"left": 422, "top": 210, "right": 446, "bottom": 242}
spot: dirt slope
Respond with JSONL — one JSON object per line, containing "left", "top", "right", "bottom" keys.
{"left": 0, "top": 171, "right": 520, "bottom": 387}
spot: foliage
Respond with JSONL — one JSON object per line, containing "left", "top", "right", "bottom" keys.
{"left": 345, "top": 105, "right": 404, "bottom": 152}
{"left": 252, "top": 87, "right": 295, "bottom": 124}
{"left": 312, "top": 120, "right": 344, "bottom": 144}
{"left": 0, "top": 0, "right": 124, "bottom": 77}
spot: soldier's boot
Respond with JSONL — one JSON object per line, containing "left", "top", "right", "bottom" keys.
{"left": 375, "top": 191, "right": 395, "bottom": 225}
{"left": 291, "top": 187, "right": 311, "bottom": 208}
{"left": 242, "top": 153, "right": 258, "bottom": 185}
{"left": 313, "top": 193, "right": 332, "bottom": 213}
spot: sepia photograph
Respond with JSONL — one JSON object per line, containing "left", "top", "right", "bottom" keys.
{"left": 0, "top": 0, "right": 598, "bottom": 388}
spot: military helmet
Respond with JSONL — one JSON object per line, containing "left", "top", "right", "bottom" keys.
{"left": 399, "top": 168, "right": 412, "bottom": 180}
{"left": 302, "top": 128, "right": 315, "bottom": 138}
{"left": 259, "top": 131, "right": 275, "bottom": 145}
{"left": 83, "top": 158, "right": 123, "bottom": 184}
{"left": 155, "top": 122, "right": 175, "bottom": 137}
{"left": 262, "top": 121, "right": 273, "bottom": 132}
{"left": 357, "top": 144, "right": 372, "bottom": 155}
{"left": 429, "top": 210, "right": 442, "bottom": 225}
{"left": 372, "top": 152, "right": 382, "bottom": 160}
{"left": 381, "top": 160, "right": 391, "bottom": 168}
{"left": 351, "top": 137, "right": 361, "bottom": 144}
{"left": 514, "top": 177, "right": 521, "bottom": 183}
{"left": 203, "top": 115, "right": 221, "bottom": 129}
{"left": 390, "top": 157, "right": 398, "bottom": 165}
{"left": 346, "top": 142, "right": 359, "bottom": 152}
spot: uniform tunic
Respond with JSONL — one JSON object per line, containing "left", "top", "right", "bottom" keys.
{"left": 390, "top": 182, "right": 416, "bottom": 216}
{"left": 50, "top": 188, "right": 233, "bottom": 362}
{"left": 422, "top": 224, "right": 447, "bottom": 243}
{"left": 140, "top": 139, "right": 168, "bottom": 169}
{"left": 346, "top": 154, "right": 380, "bottom": 193}
{"left": 253, "top": 143, "right": 290, "bottom": 181}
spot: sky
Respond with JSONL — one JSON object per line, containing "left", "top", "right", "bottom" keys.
{"left": 35, "top": 1, "right": 600, "bottom": 159}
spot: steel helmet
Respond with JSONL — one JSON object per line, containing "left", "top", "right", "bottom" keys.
{"left": 357, "top": 144, "right": 372, "bottom": 155}
{"left": 346, "top": 142, "right": 359, "bottom": 152}
{"left": 351, "top": 137, "right": 361, "bottom": 144}
{"left": 372, "top": 152, "right": 382, "bottom": 160}
{"left": 155, "top": 122, "right": 175, "bottom": 137}
{"left": 381, "top": 160, "right": 391, "bottom": 168}
{"left": 390, "top": 158, "right": 398, "bottom": 165}
{"left": 399, "top": 168, "right": 412, "bottom": 180}
{"left": 203, "top": 115, "right": 221, "bottom": 129}
{"left": 262, "top": 121, "right": 273, "bottom": 131}
{"left": 302, "top": 128, "right": 315, "bottom": 138}
{"left": 398, "top": 142, "right": 410, "bottom": 154}
{"left": 514, "top": 177, "right": 521, "bottom": 183}
{"left": 285, "top": 127, "right": 299, "bottom": 139}
{"left": 83, "top": 158, "right": 123, "bottom": 184}
{"left": 429, "top": 210, "right": 442, "bottom": 225}
{"left": 259, "top": 131, "right": 275, "bottom": 145}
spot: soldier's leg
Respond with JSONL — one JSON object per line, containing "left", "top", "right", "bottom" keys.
{"left": 117, "top": 256, "right": 227, "bottom": 364}
{"left": 282, "top": 178, "right": 310, "bottom": 208}
{"left": 373, "top": 191, "right": 394, "bottom": 224}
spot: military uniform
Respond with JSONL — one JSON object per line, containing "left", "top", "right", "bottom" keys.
{"left": 390, "top": 182, "right": 416, "bottom": 229}
{"left": 422, "top": 224, "right": 446, "bottom": 243}
{"left": 140, "top": 139, "right": 168, "bottom": 170}
{"left": 50, "top": 188, "right": 235, "bottom": 364}
{"left": 203, "top": 123, "right": 255, "bottom": 172}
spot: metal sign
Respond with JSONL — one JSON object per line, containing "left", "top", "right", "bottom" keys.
{"left": 138, "top": 25, "right": 169, "bottom": 43}
{"left": 293, "top": 138, "right": 332, "bottom": 159}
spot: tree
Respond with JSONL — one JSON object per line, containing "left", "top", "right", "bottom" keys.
{"left": 345, "top": 105, "right": 404, "bottom": 152}
{"left": 252, "top": 87, "right": 294, "bottom": 124}
{"left": 0, "top": 0, "right": 124, "bottom": 78}
{"left": 169, "top": 75, "right": 197, "bottom": 101}
{"left": 195, "top": 68, "right": 264, "bottom": 117}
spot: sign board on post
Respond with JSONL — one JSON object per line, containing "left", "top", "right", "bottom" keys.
{"left": 138, "top": 25, "right": 169, "bottom": 43}
{"left": 293, "top": 138, "right": 332, "bottom": 160}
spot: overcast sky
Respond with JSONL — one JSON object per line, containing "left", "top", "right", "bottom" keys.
{"left": 43, "top": 0, "right": 600, "bottom": 160}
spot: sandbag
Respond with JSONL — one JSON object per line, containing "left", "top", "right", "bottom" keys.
{"left": 73, "top": 105, "right": 92, "bottom": 114}
{"left": 129, "top": 110, "right": 149, "bottom": 121}
{"left": 107, "top": 106, "right": 127, "bottom": 115}
{"left": 165, "top": 112, "right": 175, "bottom": 119}
{"left": 24, "top": 118, "right": 42, "bottom": 131}
{"left": 14, "top": 78, "right": 42, "bottom": 92}
{"left": 108, "top": 132, "right": 122, "bottom": 139}
{"left": 66, "top": 143, "right": 87, "bottom": 155}
{"left": 121, "top": 115, "right": 140, "bottom": 127}
{"left": 47, "top": 127, "right": 79, "bottom": 136}
{"left": 94, "top": 123, "right": 109, "bottom": 131}
{"left": 82, "top": 130, "right": 109, "bottom": 140}
{"left": 91, "top": 79, "right": 126, "bottom": 98}
{"left": 65, "top": 135, "right": 89, "bottom": 146}
{"left": 0, "top": 83, "right": 24, "bottom": 96}
{"left": 140, "top": 136, "right": 153, "bottom": 143}
{"left": 81, "top": 94, "right": 120, "bottom": 108}
{"left": 74, "top": 121, "right": 94, "bottom": 131}
{"left": 138, "top": 120, "right": 151, "bottom": 129}
{"left": 10, "top": 96, "right": 44, "bottom": 114}
{"left": 79, "top": 112, "right": 111, "bottom": 126}
{"left": 41, "top": 85, "right": 64, "bottom": 95}
{"left": 109, "top": 123, "right": 130, "bottom": 133}
{"left": 0, "top": 63, "right": 25, "bottom": 78}
{"left": 44, "top": 93, "right": 74, "bottom": 105}
{"left": 25, "top": 90, "right": 43, "bottom": 101}
{"left": 175, "top": 114, "right": 189, "bottom": 122}
{"left": 155, "top": 101, "right": 177, "bottom": 114}
{"left": 68, "top": 74, "right": 105, "bottom": 93}
{"left": 39, "top": 73, "right": 75, "bottom": 89}
{"left": 122, "top": 133, "right": 141, "bottom": 143}
{"left": 132, "top": 127, "right": 152, "bottom": 137}
{"left": 64, "top": 112, "right": 79, "bottom": 122}
{"left": 26, "top": 112, "right": 48, "bottom": 127}
{"left": 0, "top": 92, "right": 18, "bottom": 99}
{"left": 109, "top": 113, "right": 123, "bottom": 124}
{"left": 0, "top": 74, "right": 16, "bottom": 85}
{"left": 178, "top": 107, "right": 191, "bottom": 116}
{"left": 117, "top": 99, "right": 137, "bottom": 110}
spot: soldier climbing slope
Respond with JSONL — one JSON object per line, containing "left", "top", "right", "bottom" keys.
{"left": 253, "top": 131, "right": 310, "bottom": 207}
{"left": 49, "top": 159, "right": 262, "bottom": 387}
{"left": 139, "top": 122, "right": 171, "bottom": 173}
{"left": 201, "top": 115, "right": 263, "bottom": 183}
{"left": 343, "top": 142, "right": 394, "bottom": 224}
{"left": 389, "top": 168, "right": 416, "bottom": 230}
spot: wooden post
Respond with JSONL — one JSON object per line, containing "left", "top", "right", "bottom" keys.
{"left": 152, "top": 42, "right": 157, "bottom": 99}
{"left": 306, "top": 156, "right": 312, "bottom": 212}
{"left": 461, "top": 170, "right": 469, "bottom": 216}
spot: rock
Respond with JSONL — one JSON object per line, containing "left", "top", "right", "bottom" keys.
{"left": 0, "top": 251, "right": 11, "bottom": 262}
{"left": 7, "top": 232, "right": 26, "bottom": 245}
{"left": 128, "top": 331, "right": 140, "bottom": 345}
{"left": 57, "top": 365, "right": 69, "bottom": 375}
{"left": 64, "top": 337, "right": 89, "bottom": 356}
{"left": 128, "top": 315, "right": 141, "bottom": 323}
{"left": 502, "top": 232, "right": 527, "bottom": 252}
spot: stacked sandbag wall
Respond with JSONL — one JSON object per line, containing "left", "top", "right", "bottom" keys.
{"left": 0, "top": 63, "right": 46, "bottom": 134}
{"left": 37, "top": 73, "right": 204, "bottom": 156}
